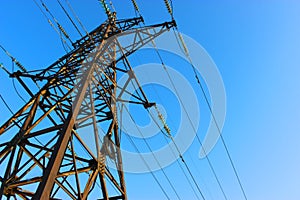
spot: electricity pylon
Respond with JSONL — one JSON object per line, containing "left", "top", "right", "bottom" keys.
{"left": 0, "top": 8, "right": 175, "bottom": 199}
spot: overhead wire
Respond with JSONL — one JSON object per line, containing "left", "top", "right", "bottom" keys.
{"left": 147, "top": 107, "right": 203, "bottom": 200}
{"left": 0, "top": 48, "right": 45, "bottom": 148}
{"left": 125, "top": 131, "right": 171, "bottom": 200}
{"left": 147, "top": 107, "right": 206, "bottom": 200}
{"left": 146, "top": 82, "right": 212, "bottom": 197}
{"left": 0, "top": 63, "right": 11, "bottom": 75}
{"left": 121, "top": 103, "right": 182, "bottom": 200}
{"left": 1, "top": 46, "right": 60, "bottom": 149}
{"left": 0, "top": 94, "right": 14, "bottom": 115}
{"left": 129, "top": 52, "right": 202, "bottom": 200}
{"left": 165, "top": 1, "right": 241, "bottom": 199}
{"left": 131, "top": 48, "right": 205, "bottom": 200}
{"left": 118, "top": 104, "right": 171, "bottom": 200}
{"left": 167, "top": 0, "right": 247, "bottom": 195}
{"left": 163, "top": 0, "right": 248, "bottom": 197}
{"left": 39, "top": 0, "right": 73, "bottom": 44}
{"left": 1, "top": 43, "right": 41, "bottom": 92}
{"left": 56, "top": 0, "right": 83, "bottom": 37}
{"left": 32, "top": 0, "right": 72, "bottom": 52}
{"left": 128, "top": 1, "right": 229, "bottom": 199}
{"left": 128, "top": 1, "right": 215, "bottom": 199}
{"left": 64, "top": 0, "right": 90, "bottom": 36}
{"left": 156, "top": 58, "right": 228, "bottom": 200}
{"left": 11, "top": 61, "right": 46, "bottom": 147}
{"left": 118, "top": 33, "right": 207, "bottom": 199}
{"left": 173, "top": 28, "right": 248, "bottom": 200}
{"left": 0, "top": 46, "right": 30, "bottom": 102}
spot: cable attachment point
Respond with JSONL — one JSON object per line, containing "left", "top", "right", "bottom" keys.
{"left": 143, "top": 102, "right": 156, "bottom": 109}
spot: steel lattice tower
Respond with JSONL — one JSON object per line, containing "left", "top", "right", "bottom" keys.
{"left": 0, "top": 8, "right": 175, "bottom": 199}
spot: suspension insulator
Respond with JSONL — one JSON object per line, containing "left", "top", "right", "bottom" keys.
{"left": 58, "top": 24, "right": 70, "bottom": 39}
{"left": 99, "top": 0, "right": 114, "bottom": 20}
{"left": 164, "top": 0, "right": 173, "bottom": 15}
{"left": 178, "top": 32, "right": 189, "bottom": 55}
{"left": 131, "top": 0, "right": 140, "bottom": 13}
{"left": 155, "top": 105, "right": 171, "bottom": 136}
{"left": 15, "top": 61, "right": 27, "bottom": 72}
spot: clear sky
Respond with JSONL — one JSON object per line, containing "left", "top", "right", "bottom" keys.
{"left": 1, "top": 0, "right": 300, "bottom": 200}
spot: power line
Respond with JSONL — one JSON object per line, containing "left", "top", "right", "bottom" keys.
{"left": 153, "top": 1, "right": 240, "bottom": 198}
{"left": 117, "top": 36, "right": 205, "bottom": 199}
{"left": 0, "top": 63, "right": 11, "bottom": 75}
{"left": 173, "top": 28, "right": 248, "bottom": 200}
{"left": 147, "top": 108, "right": 203, "bottom": 200}
{"left": 39, "top": 0, "right": 73, "bottom": 44}
{"left": 146, "top": 85, "right": 212, "bottom": 198}
{"left": 121, "top": 104, "right": 182, "bottom": 200}
{"left": 56, "top": 0, "right": 83, "bottom": 37}
{"left": 32, "top": 0, "right": 72, "bottom": 52}
{"left": 64, "top": 0, "right": 90, "bottom": 36}
{"left": 138, "top": 28, "right": 228, "bottom": 200}
{"left": 157, "top": 43, "right": 228, "bottom": 200}
{"left": 0, "top": 92, "right": 24, "bottom": 131}
{"left": 125, "top": 133, "right": 171, "bottom": 200}
{"left": 0, "top": 48, "right": 47, "bottom": 145}
{"left": 130, "top": 53, "right": 202, "bottom": 200}
{"left": 0, "top": 94, "right": 14, "bottom": 115}
{"left": 118, "top": 105, "right": 171, "bottom": 200}
{"left": 147, "top": 25, "right": 228, "bottom": 200}
{"left": 148, "top": 107, "right": 207, "bottom": 200}
{"left": 127, "top": 1, "right": 226, "bottom": 198}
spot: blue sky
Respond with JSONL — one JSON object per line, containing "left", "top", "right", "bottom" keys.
{"left": 1, "top": 1, "right": 300, "bottom": 199}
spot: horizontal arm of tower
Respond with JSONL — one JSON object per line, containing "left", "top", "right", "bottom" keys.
{"left": 112, "top": 20, "right": 177, "bottom": 64}
{"left": 19, "top": 17, "right": 144, "bottom": 79}
{"left": 11, "top": 19, "right": 176, "bottom": 81}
